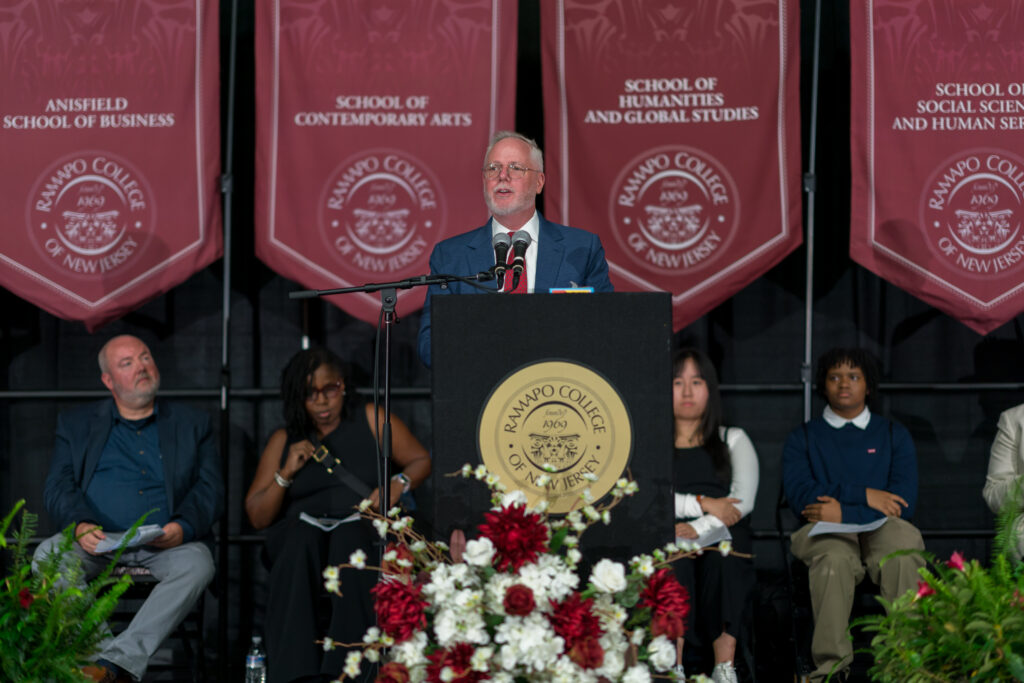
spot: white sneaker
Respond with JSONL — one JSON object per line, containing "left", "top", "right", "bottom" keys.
{"left": 711, "top": 661, "right": 738, "bottom": 683}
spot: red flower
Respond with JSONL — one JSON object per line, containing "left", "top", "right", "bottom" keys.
{"left": 426, "top": 642, "right": 487, "bottom": 683}
{"left": 383, "top": 542, "right": 415, "bottom": 577}
{"left": 946, "top": 551, "right": 965, "bottom": 571}
{"left": 639, "top": 568, "right": 690, "bottom": 640}
{"left": 916, "top": 580, "right": 935, "bottom": 599}
{"left": 478, "top": 503, "right": 549, "bottom": 571}
{"left": 376, "top": 661, "right": 411, "bottom": 683}
{"left": 18, "top": 588, "right": 34, "bottom": 609}
{"left": 548, "top": 592, "right": 605, "bottom": 669}
{"left": 503, "top": 583, "right": 536, "bottom": 616}
{"left": 371, "top": 578, "right": 427, "bottom": 643}
{"left": 568, "top": 636, "right": 605, "bottom": 669}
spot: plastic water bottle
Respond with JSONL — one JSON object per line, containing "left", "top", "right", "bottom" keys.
{"left": 245, "top": 634, "right": 267, "bottom": 683}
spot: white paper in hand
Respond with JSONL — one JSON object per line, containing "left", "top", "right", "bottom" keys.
{"left": 94, "top": 524, "right": 166, "bottom": 553}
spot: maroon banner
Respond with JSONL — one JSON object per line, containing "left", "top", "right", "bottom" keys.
{"left": 0, "top": 1, "right": 222, "bottom": 331}
{"left": 851, "top": 1, "right": 1024, "bottom": 335}
{"left": 541, "top": 0, "right": 802, "bottom": 330}
{"left": 255, "top": 1, "right": 518, "bottom": 323}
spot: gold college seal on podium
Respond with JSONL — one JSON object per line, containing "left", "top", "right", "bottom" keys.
{"left": 478, "top": 360, "right": 632, "bottom": 514}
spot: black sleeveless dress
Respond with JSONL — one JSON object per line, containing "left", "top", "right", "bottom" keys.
{"left": 672, "top": 442, "right": 754, "bottom": 651}
{"left": 264, "top": 404, "right": 380, "bottom": 683}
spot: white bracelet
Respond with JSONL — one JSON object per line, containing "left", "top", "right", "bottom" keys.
{"left": 273, "top": 471, "right": 293, "bottom": 488}
{"left": 392, "top": 472, "right": 411, "bottom": 494}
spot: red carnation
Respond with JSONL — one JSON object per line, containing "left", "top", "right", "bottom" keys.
{"left": 548, "top": 592, "right": 605, "bottom": 669}
{"left": 639, "top": 568, "right": 690, "bottom": 640}
{"left": 376, "top": 661, "right": 411, "bottom": 683}
{"left": 383, "top": 542, "right": 415, "bottom": 577}
{"left": 568, "top": 636, "right": 605, "bottom": 669}
{"left": 371, "top": 578, "right": 427, "bottom": 643}
{"left": 478, "top": 503, "right": 549, "bottom": 571}
{"left": 18, "top": 587, "right": 34, "bottom": 609}
{"left": 426, "top": 642, "right": 487, "bottom": 683}
{"left": 503, "top": 583, "right": 536, "bottom": 616}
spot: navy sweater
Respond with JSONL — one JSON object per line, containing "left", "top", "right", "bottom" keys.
{"left": 782, "top": 415, "right": 918, "bottom": 524}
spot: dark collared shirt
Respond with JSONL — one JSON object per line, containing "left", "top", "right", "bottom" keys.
{"left": 85, "top": 403, "right": 171, "bottom": 533}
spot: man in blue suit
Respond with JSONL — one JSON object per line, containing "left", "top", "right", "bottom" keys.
{"left": 33, "top": 335, "right": 223, "bottom": 683}
{"left": 417, "top": 131, "right": 613, "bottom": 367}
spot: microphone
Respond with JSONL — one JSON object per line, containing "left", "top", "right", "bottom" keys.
{"left": 510, "top": 230, "right": 532, "bottom": 291}
{"left": 492, "top": 232, "right": 512, "bottom": 288}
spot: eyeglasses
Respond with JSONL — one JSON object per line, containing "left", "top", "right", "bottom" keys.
{"left": 482, "top": 162, "right": 540, "bottom": 180}
{"left": 306, "top": 380, "right": 343, "bottom": 401}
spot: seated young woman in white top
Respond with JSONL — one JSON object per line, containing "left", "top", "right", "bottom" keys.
{"left": 672, "top": 348, "right": 759, "bottom": 683}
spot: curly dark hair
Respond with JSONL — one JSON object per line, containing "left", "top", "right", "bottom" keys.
{"left": 814, "top": 347, "right": 881, "bottom": 405}
{"left": 673, "top": 348, "right": 731, "bottom": 485}
{"left": 280, "top": 347, "right": 356, "bottom": 440}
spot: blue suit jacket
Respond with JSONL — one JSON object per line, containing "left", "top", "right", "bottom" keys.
{"left": 417, "top": 214, "right": 613, "bottom": 366}
{"left": 42, "top": 398, "right": 224, "bottom": 540}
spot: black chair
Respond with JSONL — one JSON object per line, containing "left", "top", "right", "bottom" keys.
{"left": 774, "top": 488, "right": 816, "bottom": 682}
{"left": 108, "top": 566, "right": 207, "bottom": 682}
{"left": 775, "top": 488, "right": 885, "bottom": 683}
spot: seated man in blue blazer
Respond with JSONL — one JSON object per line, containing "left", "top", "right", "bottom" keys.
{"left": 33, "top": 334, "right": 223, "bottom": 683}
{"left": 417, "top": 130, "right": 613, "bottom": 367}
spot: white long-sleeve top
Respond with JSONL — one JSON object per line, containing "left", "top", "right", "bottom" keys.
{"left": 983, "top": 404, "right": 1024, "bottom": 515}
{"left": 674, "top": 426, "right": 760, "bottom": 537}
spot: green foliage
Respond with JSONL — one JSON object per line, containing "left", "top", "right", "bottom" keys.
{"left": 853, "top": 531, "right": 1024, "bottom": 681}
{"left": 0, "top": 501, "right": 147, "bottom": 682}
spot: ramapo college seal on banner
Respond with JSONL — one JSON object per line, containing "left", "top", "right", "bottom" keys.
{"left": 610, "top": 145, "right": 739, "bottom": 274}
{"left": 319, "top": 148, "right": 443, "bottom": 275}
{"left": 921, "top": 148, "right": 1024, "bottom": 278}
{"left": 478, "top": 361, "right": 632, "bottom": 514}
{"left": 28, "top": 151, "right": 154, "bottom": 277}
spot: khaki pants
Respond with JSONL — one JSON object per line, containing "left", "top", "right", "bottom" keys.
{"left": 790, "top": 517, "right": 924, "bottom": 681}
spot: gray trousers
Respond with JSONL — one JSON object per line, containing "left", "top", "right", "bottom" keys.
{"left": 790, "top": 517, "right": 925, "bottom": 682}
{"left": 33, "top": 534, "right": 214, "bottom": 681}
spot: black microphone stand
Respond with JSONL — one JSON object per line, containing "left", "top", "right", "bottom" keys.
{"left": 290, "top": 271, "right": 496, "bottom": 682}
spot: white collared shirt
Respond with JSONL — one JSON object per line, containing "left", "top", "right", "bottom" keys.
{"left": 491, "top": 212, "right": 540, "bottom": 293}
{"left": 823, "top": 405, "right": 871, "bottom": 430}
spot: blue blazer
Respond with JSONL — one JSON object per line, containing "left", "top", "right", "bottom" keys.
{"left": 42, "top": 398, "right": 224, "bottom": 541}
{"left": 417, "top": 214, "right": 613, "bottom": 366}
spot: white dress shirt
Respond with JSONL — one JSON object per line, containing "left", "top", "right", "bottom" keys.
{"left": 491, "top": 212, "right": 539, "bottom": 293}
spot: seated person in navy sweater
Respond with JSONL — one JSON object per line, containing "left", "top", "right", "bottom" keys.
{"left": 782, "top": 347, "right": 924, "bottom": 682}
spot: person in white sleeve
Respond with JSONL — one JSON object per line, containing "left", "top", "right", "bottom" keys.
{"left": 983, "top": 402, "right": 1024, "bottom": 563}
{"left": 671, "top": 348, "right": 759, "bottom": 683}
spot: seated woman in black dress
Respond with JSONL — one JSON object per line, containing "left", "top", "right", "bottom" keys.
{"left": 672, "top": 348, "right": 759, "bottom": 683}
{"left": 245, "top": 347, "right": 430, "bottom": 683}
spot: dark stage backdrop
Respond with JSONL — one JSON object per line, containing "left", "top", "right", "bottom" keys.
{"left": 1, "top": 0, "right": 1021, "bottom": 677}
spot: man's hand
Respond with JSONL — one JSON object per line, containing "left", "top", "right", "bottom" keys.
{"left": 802, "top": 495, "right": 842, "bottom": 523}
{"left": 866, "top": 488, "right": 908, "bottom": 518}
{"left": 675, "top": 522, "right": 698, "bottom": 539}
{"left": 702, "top": 497, "right": 743, "bottom": 526}
{"left": 75, "top": 522, "right": 106, "bottom": 556}
{"left": 149, "top": 521, "right": 184, "bottom": 549}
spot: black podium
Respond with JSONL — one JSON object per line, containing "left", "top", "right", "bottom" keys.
{"left": 430, "top": 292, "right": 674, "bottom": 562}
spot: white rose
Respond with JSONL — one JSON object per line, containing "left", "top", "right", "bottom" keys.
{"left": 622, "top": 664, "right": 653, "bottom": 683}
{"left": 463, "top": 536, "right": 496, "bottom": 567}
{"left": 589, "top": 558, "right": 628, "bottom": 593}
{"left": 648, "top": 635, "right": 676, "bottom": 671}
